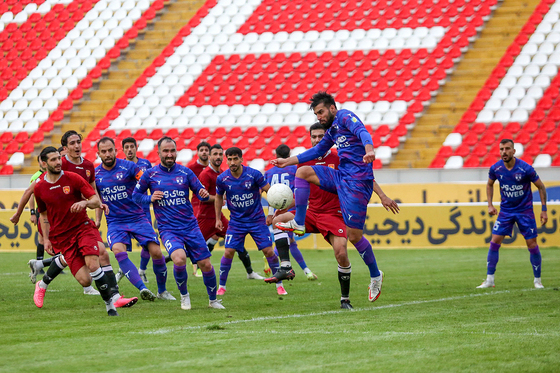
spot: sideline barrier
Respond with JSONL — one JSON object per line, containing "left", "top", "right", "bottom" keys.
{"left": 1, "top": 203, "right": 558, "bottom": 251}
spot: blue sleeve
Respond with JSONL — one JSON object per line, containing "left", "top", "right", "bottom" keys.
{"left": 216, "top": 176, "right": 225, "bottom": 196}
{"left": 528, "top": 165, "right": 539, "bottom": 183}
{"left": 488, "top": 166, "right": 496, "bottom": 181}
{"left": 133, "top": 173, "right": 152, "bottom": 206}
{"left": 343, "top": 113, "right": 373, "bottom": 146}
{"left": 264, "top": 170, "right": 271, "bottom": 185}
{"left": 297, "top": 133, "right": 334, "bottom": 164}
{"left": 256, "top": 169, "right": 267, "bottom": 189}
{"left": 187, "top": 168, "right": 209, "bottom": 202}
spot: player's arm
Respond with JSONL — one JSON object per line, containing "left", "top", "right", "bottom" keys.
{"left": 187, "top": 171, "right": 209, "bottom": 201}
{"left": 28, "top": 191, "right": 37, "bottom": 225}
{"left": 486, "top": 178, "right": 497, "bottom": 216}
{"left": 533, "top": 178, "right": 548, "bottom": 225}
{"left": 344, "top": 114, "right": 376, "bottom": 163}
{"left": 373, "top": 181, "right": 399, "bottom": 214}
{"left": 214, "top": 192, "right": 224, "bottom": 230}
{"left": 90, "top": 180, "right": 109, "bottom": 215}
{"left": 39, "top": 210, "right": 55, "bottom": 255}
{"left": 199, "top": 173, "right": 216, "bottom": 203}
{"left": 10, "top": 181, "right": 36, "bottom": 224}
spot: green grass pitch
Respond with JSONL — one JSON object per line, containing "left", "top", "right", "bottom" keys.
{"left": 1, "top": 248, "right": 559, "bottom": 372}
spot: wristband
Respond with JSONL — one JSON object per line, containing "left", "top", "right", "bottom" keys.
{"left": 30, "top": 209, "right": 35, "bottom": 215}
{"left": 542, "top": 205, "right": 547, "bottom": 212}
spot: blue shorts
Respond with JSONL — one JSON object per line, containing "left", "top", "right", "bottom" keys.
{"left": 312, "top": 165, "right": 373, "bottom": 229}
{"left": 107, "top": 219, "right": 159, "bottom": 251}
{"left": 492, "top": 210, "right": 538, "bottom": 239}
{"left": 225, "top": 223, "right": 273, "bottom": 251}
{"left": 159, "top": 227, "right": 211, "bottom": 262}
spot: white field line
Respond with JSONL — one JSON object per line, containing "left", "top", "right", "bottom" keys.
{"left": 135, "top": 288, "right": 545, "bottom": 335}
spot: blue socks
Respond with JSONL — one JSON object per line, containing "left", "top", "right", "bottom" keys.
{"left": 289, "top": 240, "right": 307, "bottom": 270}
{"left": 266, "top": 254, "right": 280, "bottom": 276}
{"left": 294, "top": 177, "right": 310, "bottom": 226}
{"left": 354, "top": 236, "right": 380, "bottom": 277}
{"left": 173, "top": 264, "right": 188, "bottom": 295}
{"left": 115, "top": 251, "right": 146, "bottom": 291}
{"left": 529, "top": 246, "right": 541, "bottom": 278}
{"left": 487, "top": 242, "right": 500, "bottom": 275}
{"left": 139, "top": 247, "right": 151, "bottom": 271}
{"left": 219, "top": 256, "right": 233, "bottom": 286}
{"left": 202, "top": 267, "right": 217, "bottom": 301}
{"left": 152, "top": 257, "right": 168, "bottom": 294}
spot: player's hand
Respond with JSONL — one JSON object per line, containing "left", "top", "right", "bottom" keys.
{"left": 30, "top": 214, "right": 37, "bottom": 225}
{"left": 70, "top": 200, "right": 87, "bottom": 213}
{"left": 488, "top": 205, "right": 497, "bottom": 216}
{"left": 151, "top": 191, "right": 164, "bottom": 202}
{"left": 380, "top": 195, "right": 399, "bottom": 214}
{"left": 541, "top": 211, "right": 548, "bottom": 225}
{"left": 271, "top": 158, "right": 288, "bottom": 168}
{"left": 363, "top": 150, "right": 376, "bottom": 163}
{"left": 44, "top": 240, "right": 55, "bottom": 256}
{"left": 95, "top": 220, "right": 101, "bottom": 229}
{"left": 273, "top": 208, "right": 288, "bottom": 218}
{"left": 215, "top": 219, "right": 223, "bottom": 230}
{"left": 101, "top": 203, "right": 110, "bottom": 215}
{"left": 9, "top": 212, "right": 20, "bottom": 225}
{"left": 266, "top": 215, "right": 273, "bottom": 226}
{"left": 199, "top": 189, "right": 209, "bottom": 199}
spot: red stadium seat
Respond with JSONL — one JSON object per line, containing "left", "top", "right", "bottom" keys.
{"left": 463, "top": 156, "right": 480, "bottom": 168}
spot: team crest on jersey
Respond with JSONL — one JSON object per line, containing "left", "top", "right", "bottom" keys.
{"left": 116, "top": 172, "right": 124, "bottom": 180}
{"left": 245, "top": 181, "right": 252, "bottom": 189}
{"left": 63, "top": 186, "right": 70, "bottom": 194}
{"left": 176, "top": 176, "right": 184, "bottom": 184}
{"left": 86, "top": 170, "right": 91, "bottom": 178}
{"left": 515, "top": 174, "right": 522, "bottom": 181}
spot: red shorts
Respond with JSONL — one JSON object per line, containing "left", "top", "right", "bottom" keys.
{"left": 305, "top": 210, "right": 347, "bottom": 242}
{"left": 198, "top": 215, "right": 228, "bottom": 241}
{"left": 50, "top": 221, "right": 102, "bottom": 276}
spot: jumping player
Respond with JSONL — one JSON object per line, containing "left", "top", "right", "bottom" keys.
{"left": 215, "top": 147, "right": 284, "bottom": 296}
{"left": 33, "top": 147, "right": 125, "bottom": 316}
{"left": 265, "top": 144, "right": 317, "bottom": 281}
{"left": 273, "top": 92, "right": 399, "bottom": 302}
{"left": 95, "top": 137, "right": 170, "bottom": 302}
{"left": 133, "top": 137, "right": 224, "bottom": 310}
{"left": 198, "top": 144, "right": 264, "bottom": 283}
{"left": 477, "top": 139, "right": 548, "bottom": 289}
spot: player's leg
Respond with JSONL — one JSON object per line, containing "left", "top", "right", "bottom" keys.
{"left": 112, "top": 242, "right": 155, "bottom": 300}
{"left": 83, "top": 255, "right": 126, "bottom": 316}
{"left": 218, "top": 247, "right": 237, "bottom": 294}
{"left": 138, "top": 246, "right": 151, "bottom": 282}
{"left": 33, "top": 254, "right": 66, "bottom": 308}
{"left": 97, "top": 241, "right": 119, "bottom": 294}
{"left": 146, "top": 241, "right": 168, "bottom": 295}
{"left": 288, "top": 234, "right": 317, "bottom": 280}
{"left": 36, "top": 230, "right": 45, "bottom": 271}
{"left": 516, "top": 213, "right": 543, "bottom": 288}
{"left": 478, "top": 213, "right": 513, "bottom": 288}
{"left": 196, "top": 257, "right": 224, "bottom": 309}
{"left": 156, "top": 232, "right": 179, "bottom": 300}
{"left": 328, "top": 233, "right": 352, "bottom": 309}
{"left": 168, "top": 247, "right": 189, "bottom": 305}
{"left": 270, "top": 211, "right": 295, "bottom": 276}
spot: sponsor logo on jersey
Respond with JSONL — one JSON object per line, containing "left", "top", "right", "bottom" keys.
{"left": 63, "top": 186, "right": 70, "bottom": 194}
{"left": 50, "top": 185, "right": 60, "bottom": 190}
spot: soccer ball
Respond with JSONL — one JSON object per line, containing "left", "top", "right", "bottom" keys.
{"left": 267, "top": 183, "right": 293, "bottom": 210}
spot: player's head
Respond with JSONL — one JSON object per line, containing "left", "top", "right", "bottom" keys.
{"left": 225, "top": 147, "right": 243, "bottom": 173}
{"left": 275, "top": 144, "right": 290, "bottom": 159}
{"left": 309, "top": 122, "right": 326, "bottom": 147}
{"left": 158, "top": 136, "right": 177, "bottom": 168}
{"left": 310, "top": 91, "right": 337, "bottom": 129}
{"left": 209, "top": 144, "right": 223, "bottom": 168}
{"left": 57, "top": 146, "right": 67, "bottom": 157}
{"left": 197, "top": 141, "right": 211, "bottom": 162}
{"left": 121, "top": 137, "right": 138, "bottom": 161}
{"left": 499, "top": 138, "right": 515, "bottom": 163}
{"left": 97, "top": 137, "right": 117, "bottom": 168}
{"left": 61, "top": 130, "right": 82, "bottom": 158}
{"left": 40, "top": 146, "right": 61, "bottom": 175}
{"left": 37, "top": 155, "right": 46, "bottom": 172}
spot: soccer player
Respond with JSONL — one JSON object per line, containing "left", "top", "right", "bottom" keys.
{"left": 133, "top": 137, "right": 225, "bottom": 310}
{"left": 477, "top": 139, "right": 548, "bottom": 289}
{"left": 95, "top": 137, "right": 171, "bottom": 302}
{"left": 265, "top": 144, "right": 317, "bottom": 281}
{"left": 198, "top": 144, "right": 264, "bottom": 283}
{"left": 215, "top": 147, "right": 285, "bottom": 296}
{"left": 120, "top": 136, "right": 172, "bottom": 283}
{"left": 273, "top": 92, "right": 399, "bottom": 302}
{"left": 33, "top": 146, "right": 125, "bottom": 316}
{"left": 28, "top": 156, "right": 47, "bottom": 271}
{"left": 187, "top": 141, "right": 211, "bottom": 276}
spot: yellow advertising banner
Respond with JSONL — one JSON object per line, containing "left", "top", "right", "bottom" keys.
{"left": 1, "top": 204, "right": 558, "bottom": 251}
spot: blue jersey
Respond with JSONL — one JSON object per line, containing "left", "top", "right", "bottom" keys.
{"left": 216, "top": 166, "right": 268, "bottom": 227}
{"left": 133, "top": 163, "right": 208, "bottom": 231}
{"left": 95, "top": 159, "right": 146, "bottom": 225}
{"left": 297, "top": 109, "right": 374, "bottom": 180}
{"left": 134, "top": 157, "right": 152, "bottom": 220}
{"left": 264, "top": 165, "right": 296, "bottom": 192}
{"left": 489, "top": 158, "right": 539, "bottom": 213}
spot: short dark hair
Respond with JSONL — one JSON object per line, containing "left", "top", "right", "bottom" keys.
{"left": 121, "top": 137, "right": 137, "bottom": 148}
{"left": 210, "top": 144, "right": 223, "bottom": 153}
{"left": 157, "top": 136, "right": 176, "bottom": 148}
{"left": 275, "top": 144, "right": 290, "bottom": 159}
{"left": 225, "top": 147, "right": 242, "bottom": 158}
{"left": 310, "top": 91, "right": 336, "bottom": 110}
{"left": 500, "top": 138, "right": 514, "bottom": 146}
{"left": 40, "top": 146, "right": 59, "bottom": 162}
{"left": 97, "top": 137, "right": 115, "bottom": 149}
{"left": 61, "top": 130, "right": 82, "bottom": 147}
{"left": 309, "top": 122, "right": 325, "bottom": 134}
{"left": 197, "top": 141, "right": 211, "bottom": 151}
{"left": 57, "top": 146, "right": 64, "bottom": 153}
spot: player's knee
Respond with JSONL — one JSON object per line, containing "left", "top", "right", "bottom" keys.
{"left": 296, "top": 166, "right": 314, "bottom": 180}
{"left": 261, "top": 246, "right": 274, "bottom": 257}
{"left": 526, "top": 239, "right": 538, "bottom": 249}
{"left": 347, "top": 231, "right": 363, "bottom": 245}
{"left": 224, "top": 248, "right": 236, "bottom": 259}
{"left": 197, "top": 259, "right": 212, "bottom": 272}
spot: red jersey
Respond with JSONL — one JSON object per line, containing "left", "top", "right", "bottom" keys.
{"left": 197, "top": 165, "right": 222, "bottom": 220}
{"left": 187, "top": 159, "right": 207, "bottom": 216}
{"left": 34, "top": 171, "right": 96, "bottom": 239}
{"left": 299, "top": 149, "right": 342, "bottom": 215}
{"left": 62, "top": 155, "right": 95, "bottom": 184}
